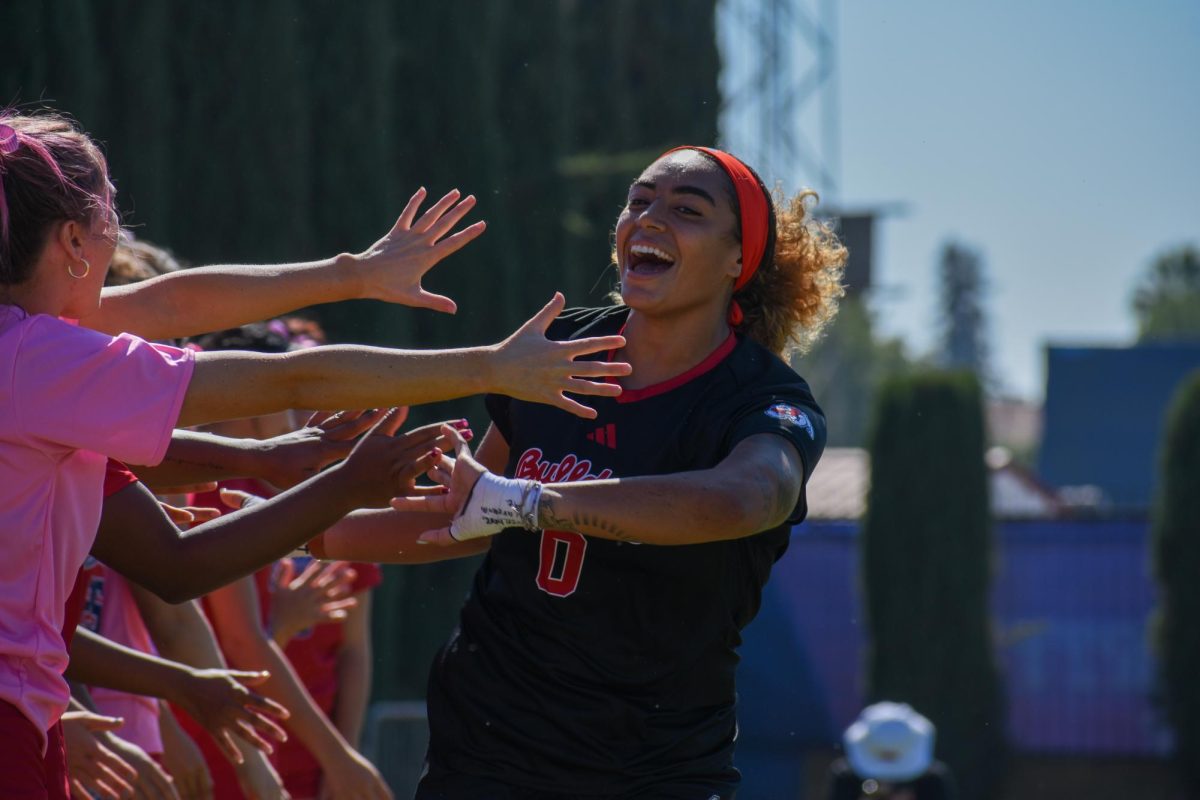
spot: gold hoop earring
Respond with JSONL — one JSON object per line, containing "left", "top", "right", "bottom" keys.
{"left": 68, "top": 258, "right": 91, "bottom": 280}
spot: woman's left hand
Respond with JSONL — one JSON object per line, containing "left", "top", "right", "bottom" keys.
{"left": 351, "top": 187, "right": 486, "bottom": 313}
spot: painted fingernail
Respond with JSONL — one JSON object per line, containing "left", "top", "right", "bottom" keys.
{"left": 430, "top": 447, "right": 443, "bottom": 457}
{"left": 452, "top": 419, "right": 470, "bottom": 428}
{"left": 463, "top": 430, "right": 474, "bottom": 441}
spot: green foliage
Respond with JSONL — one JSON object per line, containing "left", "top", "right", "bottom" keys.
{"left": 1150, "top": 370, "right": 1200, "bottom": 791}
{"left": 862, "top": 370, "right": 1006, "bottom": 800}
{"left": 1134, "top": 245, "right": 1200, "bottom": 342}
{"left": 794, "top": 296, "right": 912, "bottom": 446}
{"left": 3, "top": 0, "right": 719, "bottom": 702}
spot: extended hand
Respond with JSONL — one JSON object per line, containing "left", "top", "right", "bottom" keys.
{"left": 268, "top": 559, "right": 359, "bottom": 645}
{"left": 169, "top": 669, "right": 289, "bottom": 765}
{"left": 254, "top": 407, "right": 410, "bottom": 490}
{"left": 62, "top": 710, "right": 137, "bottom": 800}
{"left": 338, "top": 412, "right": 467, "bottom": 508}
{"left": 99, "top": 731, "right": 181, "bottom": 800}
{"left": 390, "top": 436, "right": 488, "bottom": 546}
{"left": 491, "top": 293, "right": 631, "bottom": 419}
{"left": 352, "top": 187, "right": 486, "bottom": 313}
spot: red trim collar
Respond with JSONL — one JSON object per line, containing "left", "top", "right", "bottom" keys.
{"left": 614, "top": 330, "right": 737, "bottom": 403}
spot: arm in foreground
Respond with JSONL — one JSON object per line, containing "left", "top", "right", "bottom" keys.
{"left": 84, "top": 188, "right": 483, "bottom": 340}
{"left": 92, "top": 418, "right": 447, "bottom": 601}
{"left": 175, "top": 293, "right": 629, "bottom": 428}
{"left": 404, "top": 432, "right": 805, "bottom": 547}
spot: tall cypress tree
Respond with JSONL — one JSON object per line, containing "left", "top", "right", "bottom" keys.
{"left": 862, "top": 371, "right": 1006, "bottom": 800}
{"left": 1151, "top": 370, "right": 1200, "bottom": 793}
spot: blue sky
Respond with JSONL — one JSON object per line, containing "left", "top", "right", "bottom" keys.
{"left": 726, "top": 1, "right": 1200, "bottom": 399}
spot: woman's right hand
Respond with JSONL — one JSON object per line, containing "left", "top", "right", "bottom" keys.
{"left": 489, "top": 293, "right": 631, "bottom": 419}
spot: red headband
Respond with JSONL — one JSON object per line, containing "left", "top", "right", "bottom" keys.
{"left": 663, "top": 146, "right": 770, "bottom": 325}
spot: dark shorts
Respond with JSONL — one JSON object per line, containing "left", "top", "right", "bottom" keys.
{"left": 413, "top": 760, "right": 737, "bottom": 800}
{"left": 0, "top": 701, "right": 69, "bottom": 800}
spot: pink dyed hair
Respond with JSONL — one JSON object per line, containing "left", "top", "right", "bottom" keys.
{"left": 0, "top": 109, "right": 110, "bottom": 287}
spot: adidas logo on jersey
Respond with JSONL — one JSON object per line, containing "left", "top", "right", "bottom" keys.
{"left": 585, "top": 423, "right": 617, "bottom": 449}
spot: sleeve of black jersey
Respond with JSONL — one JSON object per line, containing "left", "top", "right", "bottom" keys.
{"left": 722, "top": 387, "right": 827, "bottom": 525}
{"left": 484, "top": 392, "right": 514, "bottom": 444}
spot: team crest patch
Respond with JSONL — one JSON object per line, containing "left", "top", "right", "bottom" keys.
{"left": 765, "top": 403, "right": 814, "bottom": 438}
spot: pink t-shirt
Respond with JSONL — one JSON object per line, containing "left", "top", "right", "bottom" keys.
{"left": 0, "top": 306, "right": 194, "bottom": 739}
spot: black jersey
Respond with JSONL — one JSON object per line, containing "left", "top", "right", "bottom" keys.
{"left": 424, "top": 306, "right": 827, "bottom": 796}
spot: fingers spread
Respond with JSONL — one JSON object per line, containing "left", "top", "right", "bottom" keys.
{"left": 528, "top": 292, "right": 566, "bottom": 332}
{"left": 567, "top": 334, "right": 628, "bottom": 358}
{"left": 412, "top": 189, "right": 462, "bottom": 234}
{"left": 378, "top": 406, "right": 410, "bottom": 436}
{"left": 233, "top": 719, "right": 273, "bottom": 756}
{"left": 433, "top": 220, "right": 487, "bottom": 259}
{"left": 394, "top": 187, "right": 427, "bottom": 231}
{"left": 556, "top": 395, "right": 600, "bottom": 419}
{"left": 325, "top": 407, "right": 391, "bottom": 440}
{"left": 571, "top": 359, "right": 633, "bottom": 379}
{"left": 411, "top": 288, "right": 458, "bottom": 315}
{"left": 426, "top": 194, "right": 477, "bottom": 242}
{"left": 215, "top": 730, "right": 243, "bottom": 765}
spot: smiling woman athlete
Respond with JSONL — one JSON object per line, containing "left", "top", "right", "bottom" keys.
{"left": 316, "top": 145, "right": 846, "bottom": 798}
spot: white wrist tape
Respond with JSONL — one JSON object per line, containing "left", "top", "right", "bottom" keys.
{"left": 449, "top": 471, "right": 543, "bottom": 542}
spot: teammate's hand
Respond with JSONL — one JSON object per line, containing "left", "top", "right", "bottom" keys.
{"left": 252, "top": 407, "right": 409, "bottom": 490}
{"left": 350, "top": 187, "right": 486, "bottom": 313}
{"left": 62, "top": 710, "right": 138, "bottom": 800}
{"left": 159, "top": 706, "right": 214, "bottom": 800}
{"left": 337, "top": 412, "right": 466, "bottom": 509}
{"left": 489, "top": 293, "right": 631, "bottom": 419}
{"left": 167, "top": 669, "right": 289, "bottom": 765}
{"left": 267, "top": 559, "right": 359, "bottom": 646}
{"left": 99, "top": 731, "right": 181, "bottom": 800}
{"left": 390, "top": 431, "right": 488, "bottom": 546}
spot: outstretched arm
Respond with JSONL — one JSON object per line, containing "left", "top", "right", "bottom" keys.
{"left": 206, "top": 579, "right": 391, "bottom": 800}
{"left": 134, "top": 409, "right": 412, "bottom": 492}
{"left": 93, "top": 419, "right": 447, "bottom": 601}
{"left": 83, "top": 188, "right": 483, "bottom": 340}
{"left": 535, "top": 434, "right": 803, "bottom": 544}
{"left": 174, "top": 293, "right": 630, "bottom": 429}
{"left": 401, "top": 431, "right": 805, "bottom": 547}
{"left": 65, "top": 627, "right": 289, "bottom": 755}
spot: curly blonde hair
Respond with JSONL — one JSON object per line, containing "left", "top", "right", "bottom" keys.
{"left": 736, "top": 187, "right": 846, "bottom": 358}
